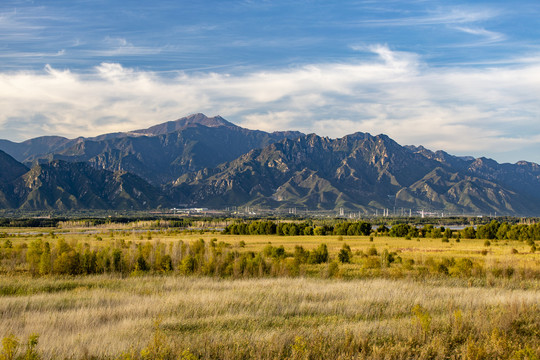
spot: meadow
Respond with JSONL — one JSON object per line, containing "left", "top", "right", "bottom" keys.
{"left": 0, "top": 219, "right": 539, "bottom": 359}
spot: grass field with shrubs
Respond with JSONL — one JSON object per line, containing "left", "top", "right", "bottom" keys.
{"left": 0, "top": 219, "right": 539, "bottom": 359}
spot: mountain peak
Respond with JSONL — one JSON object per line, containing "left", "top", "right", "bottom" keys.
{"left": 131, "top": 113, "right": 236, "bottom": 136}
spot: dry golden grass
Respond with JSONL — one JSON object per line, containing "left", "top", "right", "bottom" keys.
{"left": 0, "top": 275, "right": 539, "bottom": 359}
{"left": 1, "top": 225, "right": 539, "bottom": 358}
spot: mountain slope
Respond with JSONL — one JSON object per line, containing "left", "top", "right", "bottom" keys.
{"left": 0, "top": 114, "right": 304, "bottom": 172}
{"left": 173, "top": 133, "right": 540, "bottom": 215}
{"left": 0, "top": 150, "right": 30, "bottom": 208}
{"left": 33, "top": 120, "right": 304, "bottom": 184}
{"left": 0, "top": 136, "right": 73, "bottom": 163}
{"left": 0, "top": 150, "right": 28, "bottom": 183}
{"left": 8, "top": 161, "right": 168, "bottom": 210}
{"left": 2, "top": 114, "right": 540, "bottom": 215}
{"left": 173, "top": 132, "right": 441, "bottom": 210}
{"left": 394, "top": 167, "right": 539, "bottom": 214}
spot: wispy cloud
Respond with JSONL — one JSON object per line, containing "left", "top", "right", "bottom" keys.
{"left": 1, "top": 45, "right": 540, "bottom": 163}
{"left": 454, "top": 26, "right": 506, "bottom": 44}
{"left": 357, "top": 7, "right": 498, "bottom": 27}
{"left": 85, "top": 37, "right": 166, "bottom": 57}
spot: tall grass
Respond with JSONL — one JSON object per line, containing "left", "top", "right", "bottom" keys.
{"left": 0, "top": 275, "right": 539, "bottom": 359}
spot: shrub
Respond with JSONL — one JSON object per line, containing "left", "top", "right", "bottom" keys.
{"left": 411, "top": 304, "right": 431, "bottom": 340}
{"left": 0, "top": 333, "right": 40, "bottom": 360}
{"left": 293, "top": 246, "right": 309, "bottom": 265}
{"left": 53, "top": 251, "right": 81, "bottom": 275}
{"left": 327, "top": 261, "right": 339, "bottom": 278}
{"left": 381, "top": 249, "right": 395, "bottom": 268}
{"left": 158, "top": 255, "right": 173, "bottom": 272}
{"left": 313, "top": 226, "right": 325, "bottom": 236}
{"left": 437, "top": 263, "right": 449, "bottom": 275}
{"left": 403, "top": 259, "right": 415, "bottom": 270}
{"left": 135, "top": 254, "right": 149, "bottom": 272}
{"left": 367, "top": 246, "right": 378, "bottom": 256}
{"left": 337, "top": 244, "right": 352, "bottom": 263}
{"left": 1, "top": 333, "right": 19, "bottom": 360}
{"left": 450, "top": 258, "right": 474, "bottom": 277}
{"left": 180, "top": 255, "right": 196, "bottom": 274}
{"left": 363, "top": 257, "right": 381, "bottom": 269}
{"left": 308, "top": 244, "right": 329, "bottom": 264}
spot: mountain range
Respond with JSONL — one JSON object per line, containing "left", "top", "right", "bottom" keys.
{"left": 1, "top": 113, "right": 539, "bottom": 215}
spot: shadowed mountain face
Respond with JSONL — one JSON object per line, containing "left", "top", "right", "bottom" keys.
{"left": 1, "top": 114, "right": 540, "bottom": 214}
{"left": 172, "top": 133, "right": 540, "bottom": 215}
{"left": 0, "top": 114, "right": 234, "bottom": 162}
{"left": 0, "top": 136, "right": 73, "bottom": 164}
{"left": 5, "top": 161, "right": 168, "bottom": 210}
{"left": 0, "top": 114, "right": 303, "bottom": 185}
{"left": 171, "top": 133, "right": 439, "bottom": 210}
{"left": 0, "top": 151, "right": 29, "bottom": 208}
{"left": 0, "top": 150, "right": 28, "bottom": 183}
{"left": 0, "top": 150, "right": 168, "bottom": 210}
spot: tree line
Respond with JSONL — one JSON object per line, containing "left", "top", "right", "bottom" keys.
{"left": 0, "top": 237, "right": 339, "bottom": 277}
{"left": 223, "top": 219, "right": 540, "bottom": 244}
{"left": 223, "top": 221, "right": 372, "bottom": 236}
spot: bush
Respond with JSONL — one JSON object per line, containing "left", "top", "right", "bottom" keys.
{"left": 363, "top": 257, "right": 381, "bottom": 269}
{"left": 313, "top": 226, "right": 325, "bottom": 236}
{"left": 367, "top": 246, "right": 378, "bottom": 256}
{"left": 0, "top": 333, "right": 40, "bottom": 360}
{"left": 53, "top": 251, "right": 81, "bottom": 275}
{"left": 308, "top": 244, "right": 329, "bottom": 264}
{"left": 327, "top": 261, "right": 339, "bottom": 277}
{"left": 337, "top": 244, "right": 352, "bottom": 263}
{"left": 390, "top": 224, "right": 414, "bottom": 238}
{"left": 293, "top": 246, "right": 309, "bottom": 265}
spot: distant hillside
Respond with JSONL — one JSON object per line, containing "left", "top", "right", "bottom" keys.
{"left": 0, "top": 150, "right": 28, "bottom": 183}
{"left": 0, "top": 150, "right": 29, "bottom": 208}
{"left": 173, "top": 133, "right": 540, "bottom": 215}
{"left": 0, "top": 136, "right": 73, "bottom": 163}
{"left": 1, "top": 114, "right": 540, "bottom": 214}
{"left": 5, "top": 160, "right": 168, "bottom": 210}
{"left": 0, "top": 113, "right": 304, "bottom": 184}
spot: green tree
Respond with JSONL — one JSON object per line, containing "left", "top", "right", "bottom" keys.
{"left": 337, "top": 243, "right": 352, "bottom": 263}
{"left": 26, "top": 239, "right": 43, "bottom": 275}
{"left": 308, "top": 243, "right": 329, "bottom": 264}
{"left": 38, "top": 242, "right": 51, "bottom": 275}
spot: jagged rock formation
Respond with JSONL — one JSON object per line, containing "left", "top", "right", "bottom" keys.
{"left": 1, "top": 114, "right": 540, "bottom": 214}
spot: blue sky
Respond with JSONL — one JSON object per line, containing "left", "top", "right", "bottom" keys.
{"left": 1, "top": 0, "right": 540, "bottom": 163}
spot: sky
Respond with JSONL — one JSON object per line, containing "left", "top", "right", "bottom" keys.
{"left": 1, "top": 0, "right": 540, "bottom": 163}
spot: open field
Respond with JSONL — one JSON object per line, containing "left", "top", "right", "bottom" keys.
{"left": 0, "top": 222, "right": 539, "bottom": 358}
{"left": 1, "top": 275, "right": 539, "bottom": 359}
{"left": 2, "top": 226, "right": 539, "bottom": 285}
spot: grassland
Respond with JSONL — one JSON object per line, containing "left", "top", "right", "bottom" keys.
{"left": 0, "top": 223, "right": 539, "bottom": 359}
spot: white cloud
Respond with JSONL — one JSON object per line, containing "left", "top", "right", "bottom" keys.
{"left": 357, "top": 7, "right": 498, "bottom": 27}
{"left": 453, "top": 26, "right": 506, "bottom": 44}
{"left": 1, "top": 45, "right": 540, "bottom": 163}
